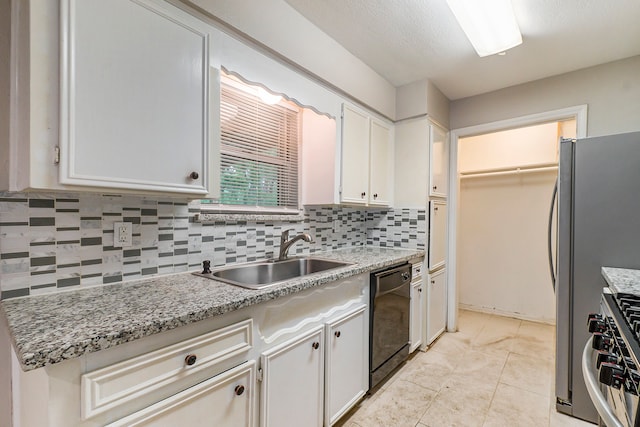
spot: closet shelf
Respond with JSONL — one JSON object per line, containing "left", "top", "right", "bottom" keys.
{"left": 459, "top": 162, "right": 558, "bottom": 179}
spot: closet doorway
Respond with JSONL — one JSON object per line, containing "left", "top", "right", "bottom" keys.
{"left": 457, "top": 120, "right": 575, "bottom": 324}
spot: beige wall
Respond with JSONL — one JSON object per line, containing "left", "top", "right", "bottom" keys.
{"left": 457, "top": 123, "right": 564, "bottom": 322}
{"left": 184, "top": 0, "right": 397, "bottom": 119}
{"left": 396, "top": 79, "right": 451, "bottom": 128}
{"left": 459, "top": 122, "right": 560, "bottom": 173}
{"left": 450, "top": 55, "right": 640, "bottom": 137}
{"left": 458, "top": 171, "right": 557, "bottom": 322}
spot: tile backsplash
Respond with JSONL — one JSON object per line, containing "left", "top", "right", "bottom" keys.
{"left": 0, "top": 192, "right": 426, "bottom": 299}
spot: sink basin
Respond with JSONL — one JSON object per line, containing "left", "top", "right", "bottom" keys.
{"left": 195, "top": 257, "right": 353, "bottom": 289}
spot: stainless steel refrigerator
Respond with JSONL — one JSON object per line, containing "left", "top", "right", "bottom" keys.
{"left": 554, "top": 131, "right": 640, "bottom": 422}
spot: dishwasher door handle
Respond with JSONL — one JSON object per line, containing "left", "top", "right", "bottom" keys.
{"left": 582, "top": 336, "right": 624, "bottom": 427}
{"left": 373, "top": 263, "right": 411, "bottom": 278}
{"left": 376, "top": 281, "right": 409, "bottom": 298}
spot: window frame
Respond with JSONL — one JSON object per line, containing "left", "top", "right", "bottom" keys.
{"left": 201, "top": 74, "right": 303, "bottom": 215}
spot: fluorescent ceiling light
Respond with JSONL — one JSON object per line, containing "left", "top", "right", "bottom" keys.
{"left": 446, "top": 0, "right": 522, "bottom": 57}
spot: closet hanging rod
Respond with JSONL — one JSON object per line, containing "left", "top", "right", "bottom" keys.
{"left": 459, "top": 163, "right": 558, "bottom": 179}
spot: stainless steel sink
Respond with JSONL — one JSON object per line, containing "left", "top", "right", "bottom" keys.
{"left": 194, "top": 257, "right": 353, "bottom": 289}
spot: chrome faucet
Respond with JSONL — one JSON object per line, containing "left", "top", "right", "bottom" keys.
{"left": 278, "top": 229, "right": 314, "bottom": 261}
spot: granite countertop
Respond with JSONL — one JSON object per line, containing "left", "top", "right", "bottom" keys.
{"left": 602, "top": 267, "right": 640, "bottom": 295}
{"left": 1, "top": 246, "right": 424, "bottom": 371}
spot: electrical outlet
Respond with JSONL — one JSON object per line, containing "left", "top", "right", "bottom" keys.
{"left": 114, "top": 222, "right": 133, "bottom": 247}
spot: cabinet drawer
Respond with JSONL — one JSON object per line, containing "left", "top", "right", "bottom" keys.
{"left": 411, "top": 262, "right": 423, "bottom": 280}
{"left": 106, "top": 360, "right": 256, "bottom": 427}
{"left": 81, "top": 319, "right": 253, "bottom": 419}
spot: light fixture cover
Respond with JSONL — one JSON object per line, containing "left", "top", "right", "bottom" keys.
{"left": 446, "top": 0, "right": 522, "bottom": 57}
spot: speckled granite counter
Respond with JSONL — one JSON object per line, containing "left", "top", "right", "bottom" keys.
{"left": 1, "top": 246, "right": 424, "bottom": 371}
{"left": 602, "top": 267, "right": 640, "bottom": 295}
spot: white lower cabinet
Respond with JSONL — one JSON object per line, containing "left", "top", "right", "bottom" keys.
{"left": 427, "top": 268, "right": 447, "bottom": 345}
{"left": 12, "top": 274, "right": 371, "bottom": 427}
{"left": 324, "top": 305, "right": 368, "bottom": 426}
{"left": 410, "top": 281, "right": 424, "bottom": 352}
{"left": 260, "top": 326, "right": 325, "bottom": 427}
{"left": 107, "top": 361, "right": 256, "bottom": 427}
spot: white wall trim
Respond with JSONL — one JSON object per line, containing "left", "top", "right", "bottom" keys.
{"left": 458, "top": 303, "right": 555, "bottom": 325}
{"left": 8, "top": 0, "right": 23, "bottom": 191}
{"left": 11, "top": 348, "right": 20, "bottom": 427}
{"left": 446, "top": 104, "right": 588, "bottom": 331}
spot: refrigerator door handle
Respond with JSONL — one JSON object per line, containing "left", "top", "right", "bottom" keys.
{"left": 548, "top": 178, "right": 558, "bottom": 292}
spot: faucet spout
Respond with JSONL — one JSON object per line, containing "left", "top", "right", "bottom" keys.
{"left": 278, "top": 230, "right": 314, "bottom": 261}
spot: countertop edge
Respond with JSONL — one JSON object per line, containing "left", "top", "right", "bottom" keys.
{"left": 602, "top": 266, "right": 640, "bottom": 295}
{"left": 3, "top": 247, "right": 425, "bottom": 371}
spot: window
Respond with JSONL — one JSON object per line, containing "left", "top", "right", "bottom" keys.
{"left": 206, "top": 74, "right": 301, "bottom": 213}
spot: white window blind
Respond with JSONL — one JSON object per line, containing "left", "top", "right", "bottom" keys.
{"left": 215, "top": 77, "right": 301, "bottom": 212}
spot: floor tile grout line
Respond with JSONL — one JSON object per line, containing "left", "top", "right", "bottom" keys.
{"left": 480, "top": 345, "right": 512, "bottom": 427}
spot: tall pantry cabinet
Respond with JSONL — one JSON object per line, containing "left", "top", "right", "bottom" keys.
{"left": 426, "top": 122, "right": 448, "bottom": 345}
{"left": 394, "top": 117, "right": 449, "bottom": 348}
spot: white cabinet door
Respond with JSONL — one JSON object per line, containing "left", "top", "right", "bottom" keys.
{"left": 324, "top": 305, "right": 368, "bottom": 426}
{"left": 394, "top": 118, "right": 430, "bottom": 207}
{"left": 106, "top": 361, "right": 256, "bottom": 427}
{"left": 60, "top": 0, "right": 211, "bottom": 195}
{"left": 261, "top": 326, "right": 325, "bottom": 427}
{"left": 429, "top": 123, "right": 449, "bottom": 198}
{"left": 427, "top": 269, "right": 447, "bottom": 345}
{"left": 341, "top": 104, "right": 370, "bottom": 205}
{"left": 428, "top": 200, "right": 447, "bottom": 271}
{"left": 410, "top": 281, "right": 423, "bottom": 353}
{"left": 368, "top": 120, "right": 392, "bottom": 207}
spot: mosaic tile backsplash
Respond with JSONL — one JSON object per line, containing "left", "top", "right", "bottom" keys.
{"left": 0, "top": 192, "right": 426, "bottom": 299}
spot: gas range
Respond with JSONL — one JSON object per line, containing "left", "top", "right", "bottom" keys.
{"left": 586, "top": 289, "right": 640, "bottom": 426}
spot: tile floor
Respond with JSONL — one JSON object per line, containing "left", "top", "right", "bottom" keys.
{"left": 336, "top": 309, "right": 596, "bottom": 427}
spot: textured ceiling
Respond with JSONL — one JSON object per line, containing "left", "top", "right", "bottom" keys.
{"left": 283, "top": 0, "right": 640, "bottom": 100}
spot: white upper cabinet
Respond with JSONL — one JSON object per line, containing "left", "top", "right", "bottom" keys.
{"left": 394, "top": 117, "right": 430, "bottom": 207}
{"left": 3, "top": 0, "right": 215, "bottom": 196}
{"left": 341, "top": 104, "right": 370, "bottom": 204}
{"left": 340, "top": 104, "right": 393, "bottom": 207}
{"left": 428, "top": 200, "right": 447, "bottom": 271}
{"left": 59, "top": 0, "right": 212, "bottom": 195}
{"left": 368, "top": 119, "right": 393, "bottom": 206}
{"left": 429, "top": 123, "right": 449, "bottom": 198}
{"left": 394, "top": 117, "right": 448, "bottom": 207}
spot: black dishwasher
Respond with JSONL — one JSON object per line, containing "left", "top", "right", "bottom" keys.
{"left": 369, "top": 263, "right": 412, "bottom": 389}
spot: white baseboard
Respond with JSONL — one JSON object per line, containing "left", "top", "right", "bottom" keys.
{"left": 458, "top": 303, "right": 555, "bottom": 325}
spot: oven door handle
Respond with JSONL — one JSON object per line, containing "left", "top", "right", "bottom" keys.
{"left": 582, "top": 336, "right": 625, "bottom": 427}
